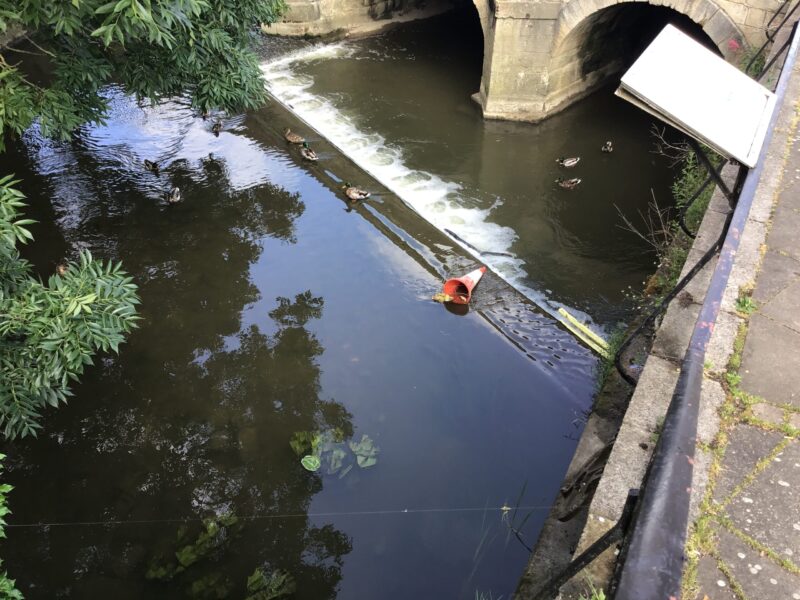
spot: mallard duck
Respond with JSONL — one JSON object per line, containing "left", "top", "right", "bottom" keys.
{"left": 342, "top": 182, "right": 370, "bottom": 201}
{"left": 601, "top": 141, "right": 613, "bottom": 153}
{"left": 556, "top": 177, "right": 581, "bottom": 190}
{"left": 284, "top": 128, "right": 305, "bottom": 144}
{"left": 211, "top": 120, "right": 222, "bottom": 136}
{"left": 300, "top": 142, "right": 318, "bottom": 162}
{"left": 144, "top": 159, "right": 160, "bottom": 175}
{"left": 556, "top": 157, "right": 580, "bottom": 168}
{"left": 166, "top": 186, "right": 182, "bottom": 204}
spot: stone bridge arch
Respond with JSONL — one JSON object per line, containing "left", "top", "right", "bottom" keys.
{"left": 474, "top": 0, "right": 766, "bottom": 121}
{"left": 542, "top": 0, "right": 744, "bottom": 118}
{"left": 268, "top": 0, "right": 781, "bottom": 122}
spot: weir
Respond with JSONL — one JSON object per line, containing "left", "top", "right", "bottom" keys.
{"left": 260, "top": 44, "right": 610, "bottom": 341}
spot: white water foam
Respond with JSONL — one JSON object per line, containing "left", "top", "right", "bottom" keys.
{"left": 260, "top": 43, "right": 555, "bottom": 311}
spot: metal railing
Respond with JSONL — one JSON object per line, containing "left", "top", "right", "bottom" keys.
{"left": 614, "top": 3, "right": 800, "bottom": 385}
{"left": 612, "top": 19, "right": 800, "bottom": 600}
{"left": 528, "top": 12, "right": 800, "bottom": 599}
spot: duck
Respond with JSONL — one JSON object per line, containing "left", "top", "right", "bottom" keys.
{"left": 284, "top": 128, "right": 305, "bottom": 144}
{"left": 166, "top": 186, "right": 182, "bottom": 204}
{"left": 556, "top": 177, "right": 581, "bottom": 190}
{"left": 211, "top": 120, "right": 222, "bottom": 136}
{"left": 144, "top": 159, "right": 160, "bottom": 175}
{"left": 300, "top": 142, "right": 318, "bottom": 162}
{"left": 556, "top": 157, "right": 580, "bottom": 168}
{"left": 601, "top": 141, "right": 613, "bottom": 153}
{"left": 342, "top": 182, "right": 370, "bottom": 201}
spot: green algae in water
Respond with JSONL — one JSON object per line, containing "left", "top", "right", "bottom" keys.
{"left": 291, "top": 429, "right": 379, "bottom": 474}
{"left": 349, "top": 434, "right": 379, "bottom": 468}
{"left": 300, "top": 455, "right": 321, "bottom": 471}
{"left": 146, "top": 514, "right": 242, "bottom": 581}
{"left": 246, "top": 568, "right": 296, "bottom": 599}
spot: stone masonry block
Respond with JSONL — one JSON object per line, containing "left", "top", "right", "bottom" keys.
{"left": 705, "top": 9, "right": 743, "bottom": 46}
{"left": 745, "top": 7, "right": 767, "bottom": 28}
{"left": 718, "top": 0, "right": 749, "bottom": 24}
{"left": 652, "top": 300, "right": 700, "bottom": 363}
{"left": 282, "top": 0, "right": 321, "bottom": 22}
{"left": 624, "top": 355, "right": 680, "bottom": 433}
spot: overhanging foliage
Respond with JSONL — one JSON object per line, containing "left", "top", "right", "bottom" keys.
{"left": 0, "top": 175, "right": 141, "bottom": 439}
{"left": 0, "top": 0, "right": 287, "bottom": 150}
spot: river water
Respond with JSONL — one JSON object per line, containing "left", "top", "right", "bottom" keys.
{"left": 2, "top": 8, "right": 677, "bottom": 600}
{"left": 259, "top": 7, "right": 679, "bottom": 326}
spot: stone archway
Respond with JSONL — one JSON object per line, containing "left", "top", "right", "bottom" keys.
{"left": 555, "top": 0, "right": 744, "bottom": 57}
{"left": 474, "top": 0, "right": 749, "bottom": 122}
{"left": 543, "top": 0, "right": 744, "bottom": 115}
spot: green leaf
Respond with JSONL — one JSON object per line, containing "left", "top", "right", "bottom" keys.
{"left": 300, "top": 455, "right": 320, "bottom": 472}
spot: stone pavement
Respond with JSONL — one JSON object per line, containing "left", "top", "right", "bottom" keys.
{"left": 688, "top": 100, "right": 800, "bottom": 599}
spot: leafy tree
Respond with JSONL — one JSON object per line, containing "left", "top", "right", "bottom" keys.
{"left": 0, "top": 0, "right": 287, "bottom": 149}
{"left": 0, "top": 454, "right": 22, "bottom": 599}
{"left": 0, "top": 0, "right": 288, "bottom": 435}
{"left": 0, "top": 175, "right": 141, "bottom": 438}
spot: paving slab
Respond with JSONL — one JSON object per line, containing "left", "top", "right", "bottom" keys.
{"left": 715, "top": 526, "right": 800, "bottom": 600}
{"left": 763, "top": 194, "right": 800, "bottom": 263}
{"left": 740, "top": 314, "right": 800, "bottom": 408}
{"left": 752, "top": 249, "right": 800, "bottom": 306}
{"left": 750, "top": 402, "right": 785, "bottom": 426}
{"left": 694, "top": 552, "right": 738, "bottom": 600}
{"left": 791, "top": 412, "right": 800, "bottom": 430}
{"left": 724, "top": 440, "right": 800, "bottom": 559}
{"left": 713, "top": 425, "right": 785, "bottom": 501}
{"left": 760, "top": 277, "right": 800, "bottom": 333}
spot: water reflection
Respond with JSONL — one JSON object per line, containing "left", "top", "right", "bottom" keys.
{"left": 4, "top": 72, "right": 598, "bottom": 597}
{"left": 5, "top": 109, "right": 356, "bottom": 597}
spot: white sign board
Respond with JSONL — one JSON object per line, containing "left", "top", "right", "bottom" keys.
{"left": 616, "top": 24, "right": 775, "bottom": 167}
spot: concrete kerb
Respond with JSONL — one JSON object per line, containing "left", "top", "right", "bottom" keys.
{"left": 555, "top": 35, "right": 800, "bottom": 599}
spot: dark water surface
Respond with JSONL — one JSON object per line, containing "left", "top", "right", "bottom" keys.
{"left": 261, "top": 7, "right": 679, "bottom": 326}
{"left": 1, "top": 8, "right": 677, "bottom": 598}
{"left": 3, "top": 84, "right": 596, "bottom": 598}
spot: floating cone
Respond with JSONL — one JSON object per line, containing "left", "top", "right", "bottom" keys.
{"left": 442, "top": 266, "right": 487, "bottom": 305}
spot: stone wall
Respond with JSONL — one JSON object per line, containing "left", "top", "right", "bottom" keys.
{"left": 267, "top": 0, "right": 457, "bottom": 36}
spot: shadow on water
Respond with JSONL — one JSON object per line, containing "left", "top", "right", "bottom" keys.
{"left": 2, "top": 78, "right": 597, "bottom": 597}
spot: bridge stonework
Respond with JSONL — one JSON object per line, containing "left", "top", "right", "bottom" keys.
{"left": 268, "top": 0, "right": 783, "bottom": 121}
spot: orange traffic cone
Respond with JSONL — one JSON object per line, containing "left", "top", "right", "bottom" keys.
{"left": 442, "top": 266, "right": 487, "bottom": 305}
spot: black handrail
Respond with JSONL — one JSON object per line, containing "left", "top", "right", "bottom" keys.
{"left": 613, "top": 21, "right": 800, "bottom": 599}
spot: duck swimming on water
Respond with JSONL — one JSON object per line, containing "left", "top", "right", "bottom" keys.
{"left": 601, "top": 141, "right": 613, "bottom": 153}
{"left": 144, "top": 159, "right": 160, "bottom": 175}
{"left": 556, "top": 177, "right": 581, "bottom": 190}
{"left": 211, "top": 121, "right": 222, "bottom": 136}
{"left": 342, "top": 182, "right": 370, "bottom": 201}
{"left": 556, "top": 157, "right": 580, "bottom": 168}
{"left": 300, "top": 142, "right": 318, "bottom": 162}
{"left": 284, "top": 128, "right": 305, "bottom": 144}
{"left": 166, "top": 186, "right": 182, "bottom": 204}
